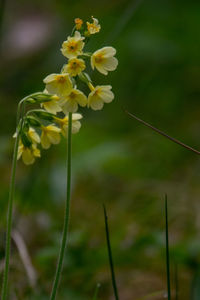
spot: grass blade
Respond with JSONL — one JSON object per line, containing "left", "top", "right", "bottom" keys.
{"left": 103, "top": 204, "right": 119, "bottom": 300}
{"left": 125, "top": 110, "right": 200, "bottom": 156}
{"left": 165, "top": 195, "right": 171, "bottom": 300}
{"left": 175, "top": 264, "right": 179, "bottom": 300}
{"left": 92, "top": 283, "right": 101, "bottom": 300}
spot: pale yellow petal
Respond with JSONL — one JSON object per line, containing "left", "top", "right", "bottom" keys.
{"left": 88, "top": 93, "right": 104, "bottom": 110}
{"left": 76, "top": 92, "right": 87, "bottom": 106}
{"left": 41, "top": 133, "right": 51, "bottom": 149}
{"left": 28, "top": 128, "right": 40, "bottom": 144}
{"left": 32, "top": 145, "right": 41, "bottom": 157}
{"left": 62, "top": 99, "right": 78, "bottom": 113}
{"left": 102, "top": 57, "right": 118, "bottom": 71}
{"left": 46, "top": 125, "right": 61, "bottom": 133}
{"left": 72, "top": 121, "right": 81, "bottom": 134}
{"left": 43, "top": 73, "right": 57, "bottom": 83}
{"left": 22, "top": 149, "right": 35, "bottom": 165}
{"left": 74, "top": 31, "right": 83, "bottom": 39}
{"left": 72, "top": 113, "right": 83, "bottom": 121}
{"left": 43, "top": 100, "right": 62, "bottom": 114}
{"left": 95, "top": 64, "right": 108, "bottom": 75}
{"left": 44, "top": 74, "right": 73, "bottom": 97}
{"left": 47, "top": 132, "right": 61, "bottom": 144}
{"left": 99, "top": 86, "right": 114, "bottom": 103}
{"left": 102, "top": 46, "right": 116, "bottom": 57}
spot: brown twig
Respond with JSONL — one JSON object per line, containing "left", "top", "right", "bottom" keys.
{"left": 125, "top": 110, "right": 200, "bottom": 155}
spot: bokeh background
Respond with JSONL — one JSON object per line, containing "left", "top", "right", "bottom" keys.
{"left": 1, "top": 0, "right": 200, "bottom": 299}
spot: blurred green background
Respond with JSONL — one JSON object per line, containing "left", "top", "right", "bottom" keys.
{"left": 1, "top": 0, "right": 200, "bottom": 299}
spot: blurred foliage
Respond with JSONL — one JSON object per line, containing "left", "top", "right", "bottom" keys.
{"left": 1, "top": 0, "right": 200, "bottom": 299}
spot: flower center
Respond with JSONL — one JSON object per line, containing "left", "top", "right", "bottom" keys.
{"left": 69, "top": 92, "right": 76, "bottom": 99}
{"left": 95, "top": 54, "right": 103, "bottom": 63}
{"left": 94, "top": 88, "right": 100, "bottom": 96}
{"left": 68, "top": 42, "right": 77, "bottom": 52}
{"left": 56, "top": 75, "right": 66, "bottom": 83}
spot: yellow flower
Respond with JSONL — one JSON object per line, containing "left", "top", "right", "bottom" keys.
{"left": 86, "top": 17, "right": 101, "bottom": 35}
{"left": 43, "top": 73, "right": 73, "bottom": 97}
{"left": 41, "top": 95, "right": 62, "bottom": 114}
{"left": 41, "top": 125, "right": 61, "bottom": 149}
{"left": 61, "top": 31, "right": 85, "bottom": 59}
{"left": 91, "top": 47, "right": 118, "bottom": 75}
{"left": 27, "top": 127, "right": 41, "bottom": 144}
{"left": 17, "top": 140, "right": 40, "bottom": 165}
{"left": 75, "top": 18, "right": 83, "bottom": 30}
{"left": 55, "top": 114, "right": 82, "bottom": 137}
{"left": 59, "top": 89, "right": 87, "bottom": 113}
{"left": 64, "top": 58, "right": 86, "bottom": 77}
{"left": 88, "top": 85, "right": 114, "bottom": 110}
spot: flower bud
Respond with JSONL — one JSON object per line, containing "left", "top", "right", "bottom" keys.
{"left": 32, "top": 109, "right": 55, "bottom": 121}
{"left": 75, "top": 18, "right": 83, "bottom": 30}
{"left": 26, "top": 116, "right": 42, "bottom": 128}
{"left": 78, "top": 72, "right": 92, "bottom": 84}
{"left": 79, "top": 52, "right": 92, "bottom": 60}
{"left": 26, "top": 93, "right": 52, "bottom": 104}
{"left": 21, "top": 132, "right": 32, "bottom": 148}
{"left": 84, "top": 31, "right": 90, "bottom": 38}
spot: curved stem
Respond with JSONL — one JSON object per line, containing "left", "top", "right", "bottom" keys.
{"left": 1, "top": 91, "right": 49, "bottom": 299}
{"left": 1, "top": 106, "right": 22, "bottom": 300}
{"left": 50, "top": 112, "right": 72, "bottom": 300}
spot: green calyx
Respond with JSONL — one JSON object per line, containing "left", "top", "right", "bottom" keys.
{"left": 78, "top": 72, "right": 92, "bottom": 84}
{"left": 21, "top": 132, "right": 32, "bottom": 148}
{"left": 26, "top": 93, "right": 52, "bottom": 104}
{"left": 31, "top": 109, "right": 55, "bottom": 122}
{"left": 26, "top": 116, "right": 42, "bottom": 128}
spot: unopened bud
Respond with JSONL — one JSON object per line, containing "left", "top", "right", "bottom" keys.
{"left": 26, "top": 116, "right": 42, "bottom": 127}
{"left": 26, "top": 93, "right": 52, "bottom": 104}
{"left": 32, "top": 109, "right": 55, "bottom": 121}
{"left": 75, "top": 18, "right": 83, "bottom": 30}
{"left": 21, "top": 132, "right": 32, "bottom": 148}
{"left": 78, "top": 72, "right": 92, "bottom": 84}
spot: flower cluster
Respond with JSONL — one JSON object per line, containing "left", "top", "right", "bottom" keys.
{"left": 15, "top": 17, "right": 118, "bottom": 165}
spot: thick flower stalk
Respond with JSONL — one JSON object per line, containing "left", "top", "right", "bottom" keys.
{"left": 2, "top": 16, "right": 118, "bottom": 300}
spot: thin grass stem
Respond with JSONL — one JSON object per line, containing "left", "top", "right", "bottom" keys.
{"left": 50, "top": 112, "right": 72, "bottom": 300}
{"left": 105, "top": 0, "right": 144, "bottom": 44}
{"left": 103, "top": 204, "right": 119, "bottom": 300}
{"left": 92, "top": 283, "right": 101, "bottom": 300}
{"left": 125, "top": 110, "right": 200, "bottom": 155}
{"left": 1, "top": 105, "right": 22, "bottom": 300}
{"left": 165, "top": 195, "right": 171, "bottom": 300}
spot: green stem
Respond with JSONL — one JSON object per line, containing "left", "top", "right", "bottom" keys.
{"left": 1, "top": 91, "right": 50, "bottom": 299}
{"left": 50, "top": 112, "right": 72, "bottom": 300}
{"left": 1, "top": 109, "right": 21, "bottom": 300}
{"left": 165, "top": 195, "right": 171, "bottom": 300}
{"left": 92, "top": 283, "right": 101, "bottom": 300}
{"left": 103, "top": 205, "right": 119, "bottom": 300}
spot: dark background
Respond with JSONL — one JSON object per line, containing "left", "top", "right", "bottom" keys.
{"left": 1, "top": 0, "right": 200, "bottom": 299}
